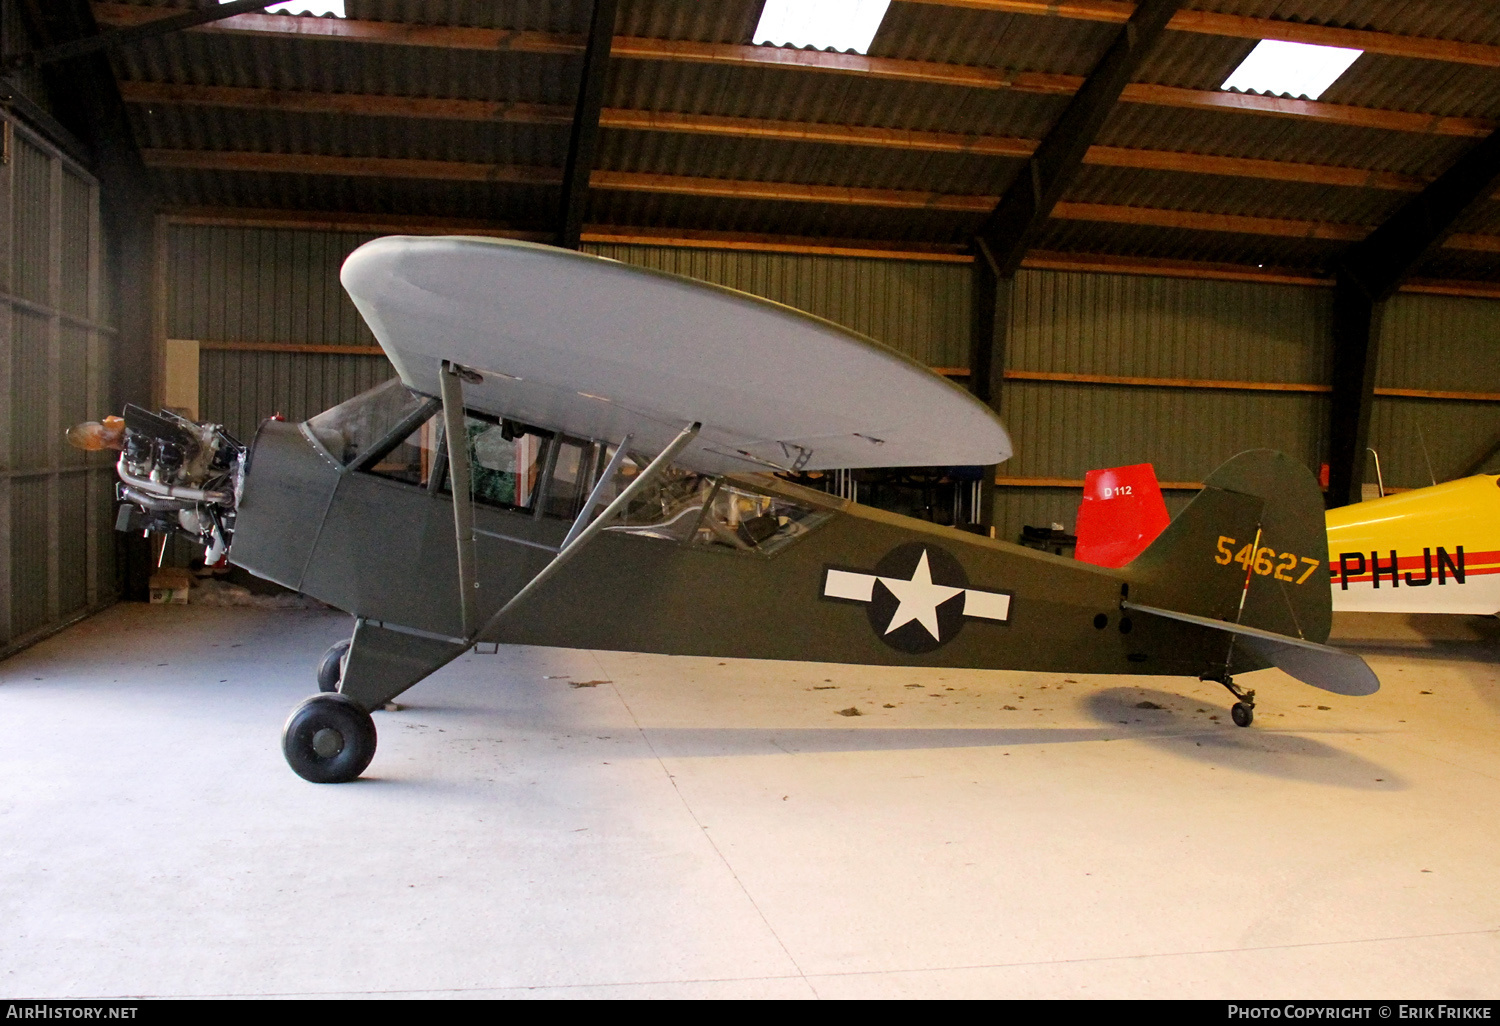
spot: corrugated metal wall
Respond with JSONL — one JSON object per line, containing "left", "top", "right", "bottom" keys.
{"left": 175, "top": 230, "right": 1496, "bottom": 546}
{"left": 1370, "top": 292, "right": 1500, "bottom": 488}
{"left": 0, "top": 117, "right": 116, "bottom": 657}
{"left": 166, "top": 225, "right": 394, "bottom": 444}
{"left": 995, "top": 270, "right": 1334, "bottom": 539}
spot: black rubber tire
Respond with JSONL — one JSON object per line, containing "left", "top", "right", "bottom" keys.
{"left": 1231, "top": 702, "right": 1254, "bottom": 728}
{"left": 282, "top": 693, "right": 377, "bottom": 783}
{"left": 316, "top": 639, "right": 351, "bottom": 693}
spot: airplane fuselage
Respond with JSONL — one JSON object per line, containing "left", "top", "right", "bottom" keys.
{"left": 232, "top": 418, "right": 1308, "bottom": 683}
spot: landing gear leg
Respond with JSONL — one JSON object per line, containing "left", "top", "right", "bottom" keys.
{"left": 1201, "top": 672, "right": 1256, "bottom": 728}
{"left": 282, "top": 618, "right": 468, "bottom": 782}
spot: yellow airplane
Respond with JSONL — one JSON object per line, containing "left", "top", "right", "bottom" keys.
{"left": 1326, "top": 473, "right": 1500, "bottom": 616}
{"left": 1074, "top": 464, "right": 1500, "bottom": 616}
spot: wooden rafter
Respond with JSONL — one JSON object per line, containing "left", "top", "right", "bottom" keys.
{"left": 143, "top": 149, "right": 1500, "bottom": 256}
{"left": 905, "top": 0, "right": 1500, "bottom": 68}
{"left": 586, "top": 170, "right": 995, "bottom": 211}
{"left": 118, "top": 82, "right": 1439, "bottom": 194}
{"left": 120, "top": 81, "right": 573, "bottom": 124}
{"left": 1049, "top": 202, "right": 1367, "bottom": 241}
{"left": 90, "top": 5, "right": 1498, "bottom": 138}
{"left": 142, "top": 148, "right": 563, "bottom": 184}
{"left": 90, "top": 4, "right": 585, "bottom": 54}
{"left": 1117, "top": 85, "right": 1494, "bottom": 139}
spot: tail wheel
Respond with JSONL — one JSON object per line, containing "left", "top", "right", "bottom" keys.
{"left": 282, "top": 693, "right": 377, "bottom": 783}
{"left": 316, "top": 639, "right": 351, "bottom": 693}
{"left": 1231, "top": 702, "right": 1254, "bottom": 728}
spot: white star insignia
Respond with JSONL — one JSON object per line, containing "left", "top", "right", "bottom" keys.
{"left": 822, "top": 548, "right": 1012, "bottom": 642}
{"left": 878, "top": 550, "right": 963, "bottom": 640}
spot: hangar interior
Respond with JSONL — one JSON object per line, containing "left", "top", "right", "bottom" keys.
{"left": 0, "top": 0, "right": 1498, "bottom": 1000}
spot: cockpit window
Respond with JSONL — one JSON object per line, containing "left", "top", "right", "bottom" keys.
{"left": 454, "top": 416, "right": 549, "bottom": 511}
{"left": 692, "top": 483, "right": 831, "bottom": 554}
{"left": 306, "top": 379, "right": 433, "bottom": 467}
{"left": 606, "top": 464, "right": 716, "bottom": 542}
{"left": 604, "top": 465, "right": 830, "bottom": 554}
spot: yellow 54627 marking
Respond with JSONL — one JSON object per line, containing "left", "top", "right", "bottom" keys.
{"left": 1216, "top": 536, "right": 1320, "bottom": 584}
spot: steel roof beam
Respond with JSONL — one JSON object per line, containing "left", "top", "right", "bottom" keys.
{"left": 1326, "top": 126, "right": 1500, "bottom": 508}
{"left": 557, "top": 0, "right": 616, "bottom": 251}
{"left": 965, "top": 0, "right": 1181, "bottom": 532}
{"left": 975, "top": 0, "right": 1182, "bottom": 276}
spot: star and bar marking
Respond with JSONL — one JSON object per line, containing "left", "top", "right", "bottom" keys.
{"left": 822, "top": 548, "right": 1011, "bottom": 644}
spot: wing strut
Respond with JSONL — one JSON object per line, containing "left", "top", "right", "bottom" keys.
{"left": 561, "top": 435, "right": 633, "bottom": 549}
{"left": 473, "top": 420, "right": 701, "bottom": 643}
{"left": 439, "top": 361, "right": 479, "bottom": 636}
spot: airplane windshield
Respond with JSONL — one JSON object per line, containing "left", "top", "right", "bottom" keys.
{"left": 306, "top": 379, "right": 431, "bottom": 467}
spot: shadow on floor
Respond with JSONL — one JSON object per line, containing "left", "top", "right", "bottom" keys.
{"left": 1085, "top": 686, "right": 1406, "bottom": 791}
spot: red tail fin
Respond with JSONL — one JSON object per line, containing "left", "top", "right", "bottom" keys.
{"left": 1073, "top": 463, "right": 1170, "bottom": 568}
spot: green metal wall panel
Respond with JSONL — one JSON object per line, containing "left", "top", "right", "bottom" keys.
{"left": 1008, "top": 270, "right": 1331, "bottom": 384}
{"left": 59, "top": 323, "right": 89, "bottom": 469}
{"left": 10, "top": 477, "right": 47, "bottom": 638}
{"left": 993, "top": 269, "right": 1334, "bottom": 539}
{"left": 11, "top": 138, "right": 49, "bottom": 306}
{"left": 12, "top": 309, "right": 50, "bottom": 469}
{"left": 1, "top": 119, "right": 115, "bottom": 655}
{"left": 169, "top": 225, "right": 396, "bottom": 444}
{"left": 59, "top": 172, "right": 91, "bottom": 320}
{"left": 997, "top": 380, "right": 1327, "bottom": 483}
{"left": 199, "top": 350, "right": 394, "bottom": 448}
{"left": 1370, "top": 292, "right": 1500, "bottom": 486}
{"left": 57, "top": 473, "right": 88, "bottom": 617}
{"left": 168, "top": 225, "right": 380, "bottom": 345}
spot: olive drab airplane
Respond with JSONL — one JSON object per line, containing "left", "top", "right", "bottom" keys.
{"left": 80, "top": 237, "right": 1379, "bottom": 784}
{"left": 1074, "top": 462, "right": 1500, "bottom": 616}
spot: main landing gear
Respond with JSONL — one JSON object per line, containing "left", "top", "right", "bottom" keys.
{"left": 288, "top": 637, "right": 369, "bottom": 782}
{"left": 282, "top": 693, "right": 377, "bottom": 783}
{"left": 316, "top": 639, "right": 351, "bottom": 693}
{"left": 1201, "top": 672, "right": 1256, "bottom": 728}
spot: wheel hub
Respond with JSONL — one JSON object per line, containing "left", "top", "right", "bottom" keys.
{"left": 312, "top": 726, "right": 345, "bottom": 759}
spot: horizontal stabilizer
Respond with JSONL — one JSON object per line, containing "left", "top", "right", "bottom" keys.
{"left": 1122, "top": 600, "right": 1379, "bottom": 697}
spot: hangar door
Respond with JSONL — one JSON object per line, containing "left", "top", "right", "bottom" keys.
{"left": 0, "top": 115, "right": 116, "bottom": 657}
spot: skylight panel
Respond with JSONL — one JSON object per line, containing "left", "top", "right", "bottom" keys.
{"left": 1220, "top": 39, "right": 1362, "bottom": 100}
{"left": 753, "top": 0, "right": 892, "bottom": 55}
{"left": 223, "top": 1, "right": 346, "bottom": 16}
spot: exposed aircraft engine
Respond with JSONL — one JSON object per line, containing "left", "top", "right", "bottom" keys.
{"left": 68, "top": 405, "right": 246, "bottom": 566}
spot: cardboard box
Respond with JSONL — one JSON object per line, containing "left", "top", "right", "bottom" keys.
{"left": 149, "top": 568, "right": 192, "bottom": 605}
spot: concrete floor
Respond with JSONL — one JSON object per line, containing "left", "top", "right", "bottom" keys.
{"left": 1, "top": 603, "right": 1497, "bottom": 999}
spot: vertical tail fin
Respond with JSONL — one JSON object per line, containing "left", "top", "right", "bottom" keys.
{"left": 1126, "top": 450, "right": 1332, "bottom": 645}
